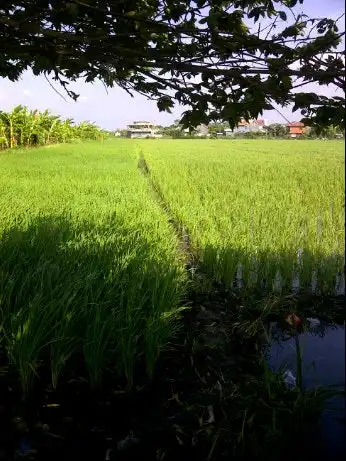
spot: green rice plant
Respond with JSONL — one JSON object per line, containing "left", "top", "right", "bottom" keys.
{"left": 115, "top": 287, "right": 144, "bottom": 386}
{"left": 251, "top": 348, "right": 345, "bottom": 456}
{"left": 83, "top": 304, "right": 117, "bottom": 389}
{"left": 0, "top": 140, "right": 187, "bottom": 392}
{"left": 290, "top": 385, "right": 346, "bottom": 426}
{"left": 3, "top": 296, "right": 57, "bottom": 395}
{"left": 294, "top": 332, "right": 303, "bottom": 391}
{"left": 141, "top": 139, "right": 344, "bottom": 295}
{"left": 0, "top": 137, "right": 343, "bottom": 396}
{"left": 143, "top": 270, "right": 188, "bottom": 377}
{"left": 50, "top": 299, "right": 81, "bottom": 389}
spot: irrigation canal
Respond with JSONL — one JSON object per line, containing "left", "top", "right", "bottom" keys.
{"left": 269, "top": 322, "right": 345, "bottom": 459}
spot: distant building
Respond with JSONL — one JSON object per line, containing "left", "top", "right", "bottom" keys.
{"left": 180, "top": 124, "right": 209, "bottom": 136}
{"left": 287, "top": 121, "right": 306, "bottom": 138}
{"left": 196, "top": 124, "right": 209, "bottom": 137}
{"left": 224, "top": 118, "right": 267, "bottom": 135}
{"left": 126, "top": 121, "right": 162, "bottom": 138}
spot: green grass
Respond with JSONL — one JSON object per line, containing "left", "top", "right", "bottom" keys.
{"left": 0, "top": 141, "right": 187, "bottom": 392}
{"left": 140, "top": 139, "right": 344, "bottom": 293}
{"left": 0, "top": 139, "right": 344, "bottom": 393}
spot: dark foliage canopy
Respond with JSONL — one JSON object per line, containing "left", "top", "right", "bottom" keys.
{"left": 1, "top": 0, "right": 344, "bottom": 128}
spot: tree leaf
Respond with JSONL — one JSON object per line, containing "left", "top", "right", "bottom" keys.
{"left": 278, "top": 11, "right": 287, "bottom": 21}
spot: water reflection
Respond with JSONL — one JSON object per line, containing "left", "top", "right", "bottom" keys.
{"left": 269, "top": 322, "right": 345, "bottom": 459}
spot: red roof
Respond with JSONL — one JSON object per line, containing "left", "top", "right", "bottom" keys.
{"left": 289, "top": 127, "right": 304, "bottom": 135}
{"left": 287, "top": 121, "right": 304, "bottom": 127}
{"left": 237, "top": 119, "right": 265, "bottom": 127}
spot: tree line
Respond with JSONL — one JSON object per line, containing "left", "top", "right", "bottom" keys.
{"left": 150, "top": 121, "right": 345, "bottom": 139}
{"left": 0, "top": 105, "right": 105, "bottom": 149}
{"left": 1, "top": 1, "right": 344, "bottom": 131}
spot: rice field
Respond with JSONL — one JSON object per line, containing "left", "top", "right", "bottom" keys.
{"left": 0, "top": 137, "right": 344, "bottom": 460}
{"left": 141, "top": 139, "right": 345, "bottom": 294}
{"left": 0, "top": 139, "right": 344, "bottom": 393}
{"left": 0, "top": 141, "right": 187, "bottom": 391}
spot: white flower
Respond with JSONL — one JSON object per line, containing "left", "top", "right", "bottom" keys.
{"left": 283, "top": 369, "right": 296, "bottom": 389}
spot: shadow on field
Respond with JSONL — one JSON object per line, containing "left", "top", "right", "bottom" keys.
{"left": 0, "top": 217, "right": 344, "bottom": 461}
{"left": 0, "top": 214, "right": 185, "bottom": 391}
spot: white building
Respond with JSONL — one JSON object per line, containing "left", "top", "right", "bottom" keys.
{"left": 196, "top": 124, "right": 209, "bottom": 137}
{"left": 182, "top": 124, "right": 209, "bottom": 136}
{"left": 225, "top": 119, "right": 267, "bottom": 135}
{"left": 126, "top": 121, "right": 162, "bottom": 138}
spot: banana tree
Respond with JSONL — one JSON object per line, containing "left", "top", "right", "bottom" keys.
{"left": 74, "top": 121, "right": 102, "bottom": 140}
{"left": 0, "top": 116, "right": 9, "bottom": 148}
{"left": 0, "top": 106, "right": 37, "bottom": 148}
{"left": 0, "top": 109, "right": 17, "bottom": 148}
{"left": 0, "top": 106, "right": 103, "bottom": 149}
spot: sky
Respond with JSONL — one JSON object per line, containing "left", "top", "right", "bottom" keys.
{"left": 0, "top": 0, "right": 344, "bottom": 130}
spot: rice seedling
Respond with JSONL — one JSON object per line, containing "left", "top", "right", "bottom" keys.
{"left": 141, "top": 139, "right": 344, "bottom": 294}
{"left": 0, "top": 140, "right": 187, "bottom": 392}
{"left": 0, "top": 137, "right": 343, "bottom": 394}
{"left": 83, "top": 303, "right": 118, "bottom": 389}
{"left": 50, "top": 300, "right": 82, "bottom": 389}
{"left": 3, "top": 295, "right": 58, "bottom": 395}
{"left": 0, "top": 137, "right": 343, "bottom": 459}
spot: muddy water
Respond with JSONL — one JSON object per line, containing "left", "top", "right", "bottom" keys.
{"left": 269, "top": 324, "right": 345, "bottom": 459}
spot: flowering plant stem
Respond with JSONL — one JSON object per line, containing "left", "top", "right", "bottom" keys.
{"left": 294, "top": 332, "right": 303, "bottom": 392}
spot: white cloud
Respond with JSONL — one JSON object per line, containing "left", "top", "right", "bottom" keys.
{"left": 23, "top": 89, "right": 32, "bottom": 97}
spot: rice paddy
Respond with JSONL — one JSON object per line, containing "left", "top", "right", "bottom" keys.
{"left": 0, "top": 141, "right": 187, "bottom": 391}
{"left": 0, "top": 139, "right": 343, "bottom": 391}
{"left": 0, "top": 138, "right": 344, "bottom": 459}
{"left": 141, "top": 139, "right": 345, "bottom": 294}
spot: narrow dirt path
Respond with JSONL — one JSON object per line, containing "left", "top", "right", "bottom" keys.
{"left": 137, "top": 151, "right": 198, "bottom": 273}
